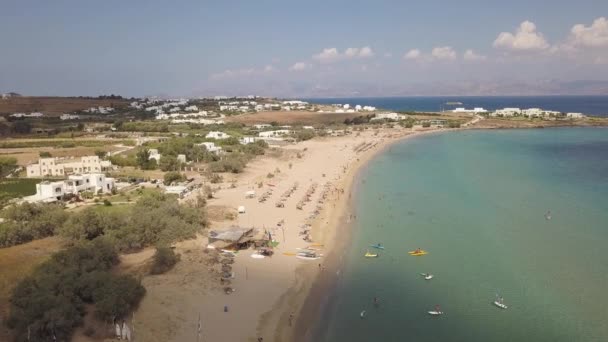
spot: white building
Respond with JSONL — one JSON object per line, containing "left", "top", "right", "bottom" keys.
{"left": 453, "top": 107, "right": 487, "bottom": 114}
{"left": 370, "top": 113, "right": 407, "bottom": 121}
{"left": 177, "top": 154, "right": 187, "bottom": 163}
{"left": 85, "top": 107, "right": 114, "bottom": 114}
{"left": 26, "top": 156, "right": 109, "bottom": 178}
{"left": 10, "top": 112, "right": 44, "bottom": 118}
{"left": 239, "top": 136, "right": 256, "bottom": 144}
{"left": 148, "top": 149, "right": 161, "bottom": 162}
{"left": 258, "top": 130, "right": 292, "bottom": 138}
{"left": 492, "top": 108, "right": 522, "bottom": 117}
{"left": 60, "top": 114, "right": 80, "bottom": 120}
{"left": 184, "top": 105, "right": 199, "bottom": 112}
{"left": 206, "top": 131, "right": 231, "bottom": 139}
{"left": 522, "top": 108, "right": 543, "bottom": 117}
{"left": 254, "top": 124, "right": 271, "bottom": 129}
{"left": 566, "top": 112, "right": 584, "bottom": 119}
{"left": 24, "top": 173, "right": 115, "bottom": 202}
{"left": 343, "top": 104, "right": 350, "bottom": 109}
{"left": 303, "top": 126, "right": 315, "bottom": 130}
{"left": 363, "top": 106, "right": 376, "bottom": 111}
{"left": 219, "top": 105, "right": 238, "bottom": 111}
{"left": 197, "top": 142, "right": 222, "bottom": 154}
{"left": 282, "top": 100, "right": 308, "bottom": 105}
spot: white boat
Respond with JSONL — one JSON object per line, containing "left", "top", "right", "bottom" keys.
{"left": 296, "top": 252, "right": 321, "bottom": 260}
{"left": 421, "top": 273, "right": 434, "bottom": 280}
{"left": 428, "top": 311, "right": 444, "bottom": 316}
{"left": 493, "top": 298, "right": 508, "bottom": 309}
{"left": 360, "top": 310, "right": 366, "bottom": 318}
{"left": 428, "top": 305, "right": 443, "bottom": 315}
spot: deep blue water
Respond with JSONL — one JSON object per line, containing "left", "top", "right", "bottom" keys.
{"left": 303, "top": 96, "right": 608, "bottom": 117}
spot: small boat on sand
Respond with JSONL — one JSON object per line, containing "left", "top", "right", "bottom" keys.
{"left": 296, "top": 251, "right": 321, "bottom": 260}
{"left": 421, "top": 273, "right": 434, "bottom": 280}
{"left": 364, "top": 250, "right": 379, "bottom": 258}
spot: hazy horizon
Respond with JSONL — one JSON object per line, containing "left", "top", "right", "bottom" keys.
{"left": 2, "top": 1, "right": 608, "bottom": 97}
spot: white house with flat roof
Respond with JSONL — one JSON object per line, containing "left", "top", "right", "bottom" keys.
{"left": 239, "top": 136, "right": 256, "bottom": 144}
{"left": 26, "top": 156, "right": 109, "bottom": 178}
{"left": 197, "top": 142, "right": 222, "bottom": 154}
{"left": 23, "top": 173, "right": 115, "bottom": 202}
{"left": 254, "top": 124, "right": 271, "bottom": 129}
{"left": 370, "top": 113, "right": 407, "bottom": 121}
{"left": 492, "top": 108, "right": 521, "bottom": 117}
{"left": 567, "top": 112, "right": 584, "bottom": 118}
{"left": 453, "top": 107, "right": 487, "bottom": 114}
{"left": 258, "top": 130, "right": 292, "bottom": 138}
{"left": 205, "top": 131, "right": 231, "bottom": 139}
{"left": 148, "top": 149, "right": 161, "bottom": 162}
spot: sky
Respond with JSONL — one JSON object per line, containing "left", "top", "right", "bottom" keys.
{"left": 1, "top": 0, "right": 608, "bottom": 97}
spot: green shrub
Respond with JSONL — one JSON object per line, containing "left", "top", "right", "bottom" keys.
{"left": 164, "top": 171, "right": 185, "bottom": 185}
{"left": 150, "top": 247, "right": 180, "bottom": 275}
{"left": 7, "top": 240, "right": 143, "bottom": 341}
{"left": 0, "top": 202, "right": 68, "bottom": 247}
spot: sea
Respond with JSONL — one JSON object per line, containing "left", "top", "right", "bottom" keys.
{"left": 303, "top": 96, "right": 608, "bottom": 117}
{"left": 313, "top": 127, "right": 608, "bottom": 342}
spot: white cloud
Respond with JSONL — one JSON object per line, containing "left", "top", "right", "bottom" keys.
{"left": 463, "top": 49, "right": 487, "bottom": 61}
{"left": 568, "top": 17, "right": 608, "bottom": 48}
{"left": 359, "top": 46, "right": 375, "bottom": 58}
{"left": 403, "top": 49, "right": 421, "bottom": 60}
{"left": 344, "top": 47, "right": 360, "bottom": 58}
{"left": 210, "top": 65, "right": 276, "bottom": 79}
{"left": 312, "top": 48, "right": 341, "bottom": 63}
{"left": 493, "top": 20, "right": 550, "bottom": 51}
{"left": 312, "top": 46, "right": 374, "bottom": 63}
{"left": 289, "top": 62, "right": 311, "bottom": 71}
{"left": 432, "top": 46, "right": 457, "bottom": 60}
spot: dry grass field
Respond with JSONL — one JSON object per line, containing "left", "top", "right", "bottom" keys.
{"left": 0, "top": 237, "right": 64, "bottom": 340}
{"left": 0, "top": 145, "right": 125, "bottom": 166}
{"left": 0, "top": 96, "right": 130, "bottom": 115}
{"left": 225, "top": 110, "right": 362, "bottom": 125}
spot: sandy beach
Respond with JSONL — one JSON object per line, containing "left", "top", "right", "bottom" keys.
{"left": 130, "top": 127, "right": 443, "bottom": 342}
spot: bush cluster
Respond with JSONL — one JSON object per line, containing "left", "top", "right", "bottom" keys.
{"left": 0, "top": 202, "right": 68, "bottom": 247}
{"left": 149, "top": 247, "right": 180, "bottom": 275}
{"left": 7, "top": 240, "right": 145, "bottom": 342}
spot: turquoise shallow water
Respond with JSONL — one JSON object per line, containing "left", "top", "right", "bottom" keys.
{"left": 316, "top": 128, "right": 608, "bottom": 342}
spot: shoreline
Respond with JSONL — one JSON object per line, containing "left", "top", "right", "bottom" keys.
{"left": 262, "top": 128, "right": 451, "bottom": 342}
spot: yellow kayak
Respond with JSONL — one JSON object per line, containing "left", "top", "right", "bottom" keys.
{"left": 364, "top": 252, "right": 379, "bottom": 258}
{"left": 408, "top": 250, "right": 428, "bottom": 256}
